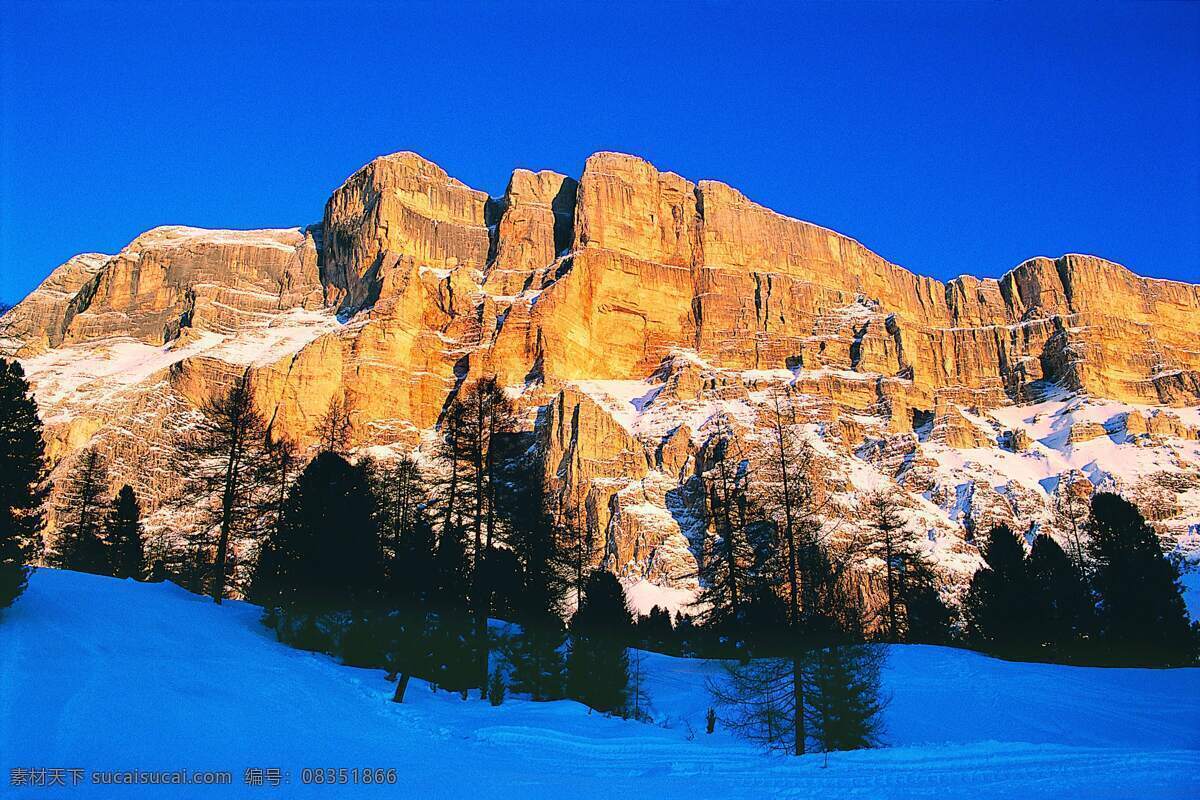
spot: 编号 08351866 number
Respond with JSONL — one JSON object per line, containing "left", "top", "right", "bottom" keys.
{"left": 300, "top": 768, "right": 397, "bottom": 785}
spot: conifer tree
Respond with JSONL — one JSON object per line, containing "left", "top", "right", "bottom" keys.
{"left": 710, "top": 391, "right": 886, "bottom": 756}
{"left": 896, "top": 555, "right": 953, "bottom": 645}
{"left": 0, "top": 358, "right": 47, "bottom": 608}
{"left": 696, "top": 420, "right": 756, "bottom": 636}
{"left": 1027, "top": 533, "right": 1093, "bottom": 658}
{"left": 504, "top": 613, "right": 567, "bottom": 701}
{"left": 805, "top": 641, "right": 888, "bottom": 753}
{"left": 1053, "top": 475, "right": 1092, "bottom": 569}
{"left": 740, "top": 388, "right": 847, "bottom": 755}
{"left": 54, "top": 447, "right": 110, "bottom": 574}
{"left": 313, "top": 393, "right": 354, "bottom": 456}
{"left": 389, "top": 512, "right": 439, "bottom": 610}
{"left": 374, "top": 455, "right": 423, "bottom": 558}
{"left": 482, "top": 546, "right": 524, "bottom": 620}
{"left": 858, "top": 489, "right": 916, "bottom": 642}
{"left": 429, "top": 520, "right": 475, "bottom": 692}
{"left": 567, "top": 571, "right": 633, "bottom": 714}
{"left": 258, "top": 435, "right": 299, "bottom": 540}
{"left": 710, "top": 538, "right": 887, "bottom": 755}
{"left": 963, "top": 524, "right": 1034, "bottom": 655}
{"left": 1086, "top": 492, "right": 1195, "bottom": 665}
{"left": 442, "top": 376, "right": 518, "bottom": 695}
{"left": 635, "top": 606, "right": 675, "bottom": 654}
{"left": 106, "top": 484, "right": 145, "bottom": 580}
{"left": 267, "top": 452, "right": 384, "bottom": 614}
{"left": 177, "top": 373, "right": 269, "bottom": 603}
{"left": 497, "top": 470, "right": 570, "bottom": 700}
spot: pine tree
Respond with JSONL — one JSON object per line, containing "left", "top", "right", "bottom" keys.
{"left": 896, "top": 555, "right": 953, "bottom": 645}
{"left": 313, "top": 393, "right": 354, "bottom": 455}
{"left": 487, "top": 665, "right": 506, "bottom": 706}
{"left": 566, "top": 571, "right": 633, "bottom": 714}
{"left": 695, "top": 419, "right": 756, "bottom": 637}
{"left": 635, "top": 605, "right": 675, "bottom": 654}
{"left": 1027, "top": 533, "right": 1093, "bottom": 659}
{"left": 388, "top": 512, "right": 439, "bottom": 611}
{"left": 709, "top": 393, "right": 886, "bottom": 756}
{"left": 495, "top": 469, "right": 571, "bottom": 702}
{"left": 482, "top": 546, "right": 524, "bottom": 620}
{"left": 1086, "top": 492, "right": 1195, "bottom": 666}
{"left": 0, "top": 359, "right": 47, "bottom": 608}
{"left": 176, "top": 373, "right": 269, "bottom": 603}
{"left": 858, "top": 489, "right": 918, "bottom": 642}
{"left": 269, "top": 452, "right": 384, "bottom": 615}
{"left": 558, "top": 498, "right": 598, "bottom": 610}
{"left": 1053, "top": 474, "right": 1092, "bottom": 569}
{"left": 963, "top": 524, "right": 1035, "bottom": 655}
{"left": 106, "top": 484, "right": 145, "bottom": 580}
{"left": 374, "top": 455, "right": 423, "bottom": 562}
{"left": 505, "top": 612, "right": 567, "bottom": 701}
{"left": 429, "top": 520, "right": 476, "bottom": 692}
{"left": 442, "top": 376, "right": 518, "bottom": 695}
{"left": 742, "top": 387, "right": 848, "bottom": 755}
{"left": 805, "top": 642, "right": 888, "bottom": 753}
{"left": 54, "top": 447, "right": 110, "bottom": 574}
{"left": 258, "top": 435, "right": 299, "bottom": 540}
{"left": 500, "top": 465, "right": 571, "bottom": 620}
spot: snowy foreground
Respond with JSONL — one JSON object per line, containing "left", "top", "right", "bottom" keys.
{"left": 1, "top": 571, "right": 1197, "bottom": 799}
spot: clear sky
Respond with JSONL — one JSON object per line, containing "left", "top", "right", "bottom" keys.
{"left": 1, "top": 1, "right": 1197, "bottom": 303}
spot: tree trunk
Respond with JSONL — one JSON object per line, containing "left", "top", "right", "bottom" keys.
{"left": 792, "top": 652, "right": 805, "bottom": 756}
{"left": 885, "top": 536, "right": 897, "bottom": 642}
{"left": 213, "top": 441, "right": 240, "bottom": 605}
{"left": 391, "top": 673, "right": 411, "bottom": 703}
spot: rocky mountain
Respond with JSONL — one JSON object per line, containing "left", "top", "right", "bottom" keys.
{"left": 7, "top": 150, "right": 1200, "bottom": 609}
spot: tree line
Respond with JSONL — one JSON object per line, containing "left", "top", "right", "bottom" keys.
{"left": 963, "top": 493, "right": 1196, "bottom": 667}
{"left": 2, "top": 354, "right": 1196, "bottom": 759}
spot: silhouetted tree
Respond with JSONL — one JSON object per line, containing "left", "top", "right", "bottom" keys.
{"left": 896, "top": 555, "right": 953, "bottom": 645}
{"left": 429, "top": 519, "right": 475, "bottom": 692}
{"left": 859, "top": 489, "right": 914, "bottom": 642}
{"left": 177, "top": 374, "right": 269, "bottom": 603}
{"left": 567, "top": 571, "right": 633, "bottom": 714}
{"left": 313, "top": 393, "right": 354, "bottom": 455}
{"left": 505, "top": 612, "right": 567, "bottom": 701}
{"left": 374, "top": 455, "right": 422, "bottom": 557}
{"left": 106, "top": 484, "right": 144, "bottom": 580}
{"left": 446, "top": 377, "right": 518, "bottom": 695}
{"left": 1027, "top": 533, "right": 1094, "bottom": 658}
{"left": 740, "top": 388, "right": 850, "bottom": 755}
{"left": 711, "top": 393, "right": 885, "bottom": 757}
{"left": 54, "top": 447, "right": 110, "bottom": 574}
{"left": 0, "top": 359, "right": 47, "bottom": 608}
{"left": 695, "top": 418, "right": 756, "bottom": 636}
{"left": 482, "top": 546, "right": 524, "bottom": 620}
{"left": 805, "top": 641, "right": 888, "bottom": 753}
{"left": 963, "top": 524, "right": 1034, "bottom": 655}
{"left": 263, "top": 452, "right": 384, "bottom": 615}
{"left": 1053, "top": 474, "right": 1092, "bottom": 569}
{"left": 258, "top": 435, "right": 299, "bottom": 538}
{"left": 1086, "top": 493, "right": 1195, "bottom": 665}
{"left": 635, "top": 605, "right": 675, "bottom": 654}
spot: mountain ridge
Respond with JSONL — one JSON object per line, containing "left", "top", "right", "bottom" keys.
{"left": 6, "top": 149, "right": 1200, "bottom": 606}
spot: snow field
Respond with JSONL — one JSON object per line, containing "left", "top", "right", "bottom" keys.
{"left": 1, "top": 570, "right": 1197, "bottom": 799}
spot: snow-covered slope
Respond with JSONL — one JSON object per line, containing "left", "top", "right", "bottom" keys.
{"left": 1, "top": 570, "right": 1197, "bottom": 798}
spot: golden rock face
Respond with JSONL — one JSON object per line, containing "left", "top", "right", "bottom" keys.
{"left": 11, "top": 149, "right": 1200, "bottom": 592}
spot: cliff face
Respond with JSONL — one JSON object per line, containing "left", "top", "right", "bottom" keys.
{"left": 10, "top": 150, "right": 1200, "bottom": 605}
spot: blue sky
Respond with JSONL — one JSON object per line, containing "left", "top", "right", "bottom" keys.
{"left": 1, "top": 1, "right": 1197, "bottom": 302}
